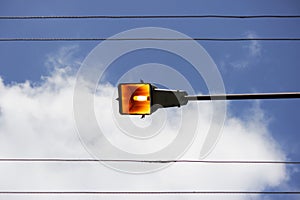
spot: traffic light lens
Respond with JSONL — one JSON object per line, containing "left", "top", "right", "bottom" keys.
{"left": 118, "top": 83, "right": 151, "bottom": 115}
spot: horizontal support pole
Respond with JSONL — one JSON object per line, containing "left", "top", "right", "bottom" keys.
{"left": 186, "top": 92, "right": 300, "bottom": 101}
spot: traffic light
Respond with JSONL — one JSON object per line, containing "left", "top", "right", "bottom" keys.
{"left": 117, "top": 83, "right": 188, "bottom": 116}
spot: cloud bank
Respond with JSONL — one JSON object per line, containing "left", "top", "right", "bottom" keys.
{"left": 0, "top": 46, "right": 288, "bottom": 200}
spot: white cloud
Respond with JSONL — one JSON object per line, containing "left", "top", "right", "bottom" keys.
{"left": 246, "top": 32, "right": 262, "bottom": 57}
{"left": 222, "top": 31, "right": 262, "bottom": 70}
{"left": 0, "top": 47, "right": 289, "bottom": 200}
{"left": 44, "top": 45, "right": 82, "bottom": 71}
{"left": 230, "top": 60, "right": 250, "bottom": 70}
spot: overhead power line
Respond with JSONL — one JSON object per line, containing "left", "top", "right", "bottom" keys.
{"left": 0, "top": 158, "right": 299, "bottom": 164}
{"left": 0, "top": 37, "right": 300, "bottom": 42}
{"left": 0, "top": 191, "right": 299, "bottom": 195}
{"left": 0, "top": 15, "right": 300, "bottom": 20}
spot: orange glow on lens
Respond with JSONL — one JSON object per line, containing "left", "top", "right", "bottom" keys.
{"left": 133, "top": 95, "right": 148, "bottom": 102}
{"left": 120, "top": 84, "right": 151, "bottom": 115}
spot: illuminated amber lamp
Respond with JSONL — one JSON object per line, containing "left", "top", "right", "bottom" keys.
{"left": 117, "top": 83, "right": 188, "bottom": 116}
{"left": 118, "top": 83, "right": 152, "bottom": 115}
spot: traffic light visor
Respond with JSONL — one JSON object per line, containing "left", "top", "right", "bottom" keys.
{"left": 118, "top": 83, "right": 151, "bottom": 115}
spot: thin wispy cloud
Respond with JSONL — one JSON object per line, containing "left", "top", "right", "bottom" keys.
{"left": 220, "top": 31, "right": 263, "bottom": 70}
{"left": 246, "top": 32, "right": 262, "bottom": 57}
{"left": 45, "top": 45, "right": 82, "bottom": 71}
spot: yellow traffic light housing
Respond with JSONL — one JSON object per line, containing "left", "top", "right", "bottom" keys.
{"left": 117, "top": 83, "right": 188, "bottom": 116}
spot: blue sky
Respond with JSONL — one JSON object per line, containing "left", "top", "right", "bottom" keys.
{"left": 0, "top": 0, "right": 300, "bottom": 199}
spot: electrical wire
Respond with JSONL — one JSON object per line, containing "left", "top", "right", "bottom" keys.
{"left": 0, "top": 37, "right": 300, "bottom": 42}
{"left": 0, "top": 15, "right": 300, "bottom": 20}
{"left": 0, "top": 191, "right": 299, "bottom": 195}
{"left": 0, "top": 158, "right": 299, "bottom": 164}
